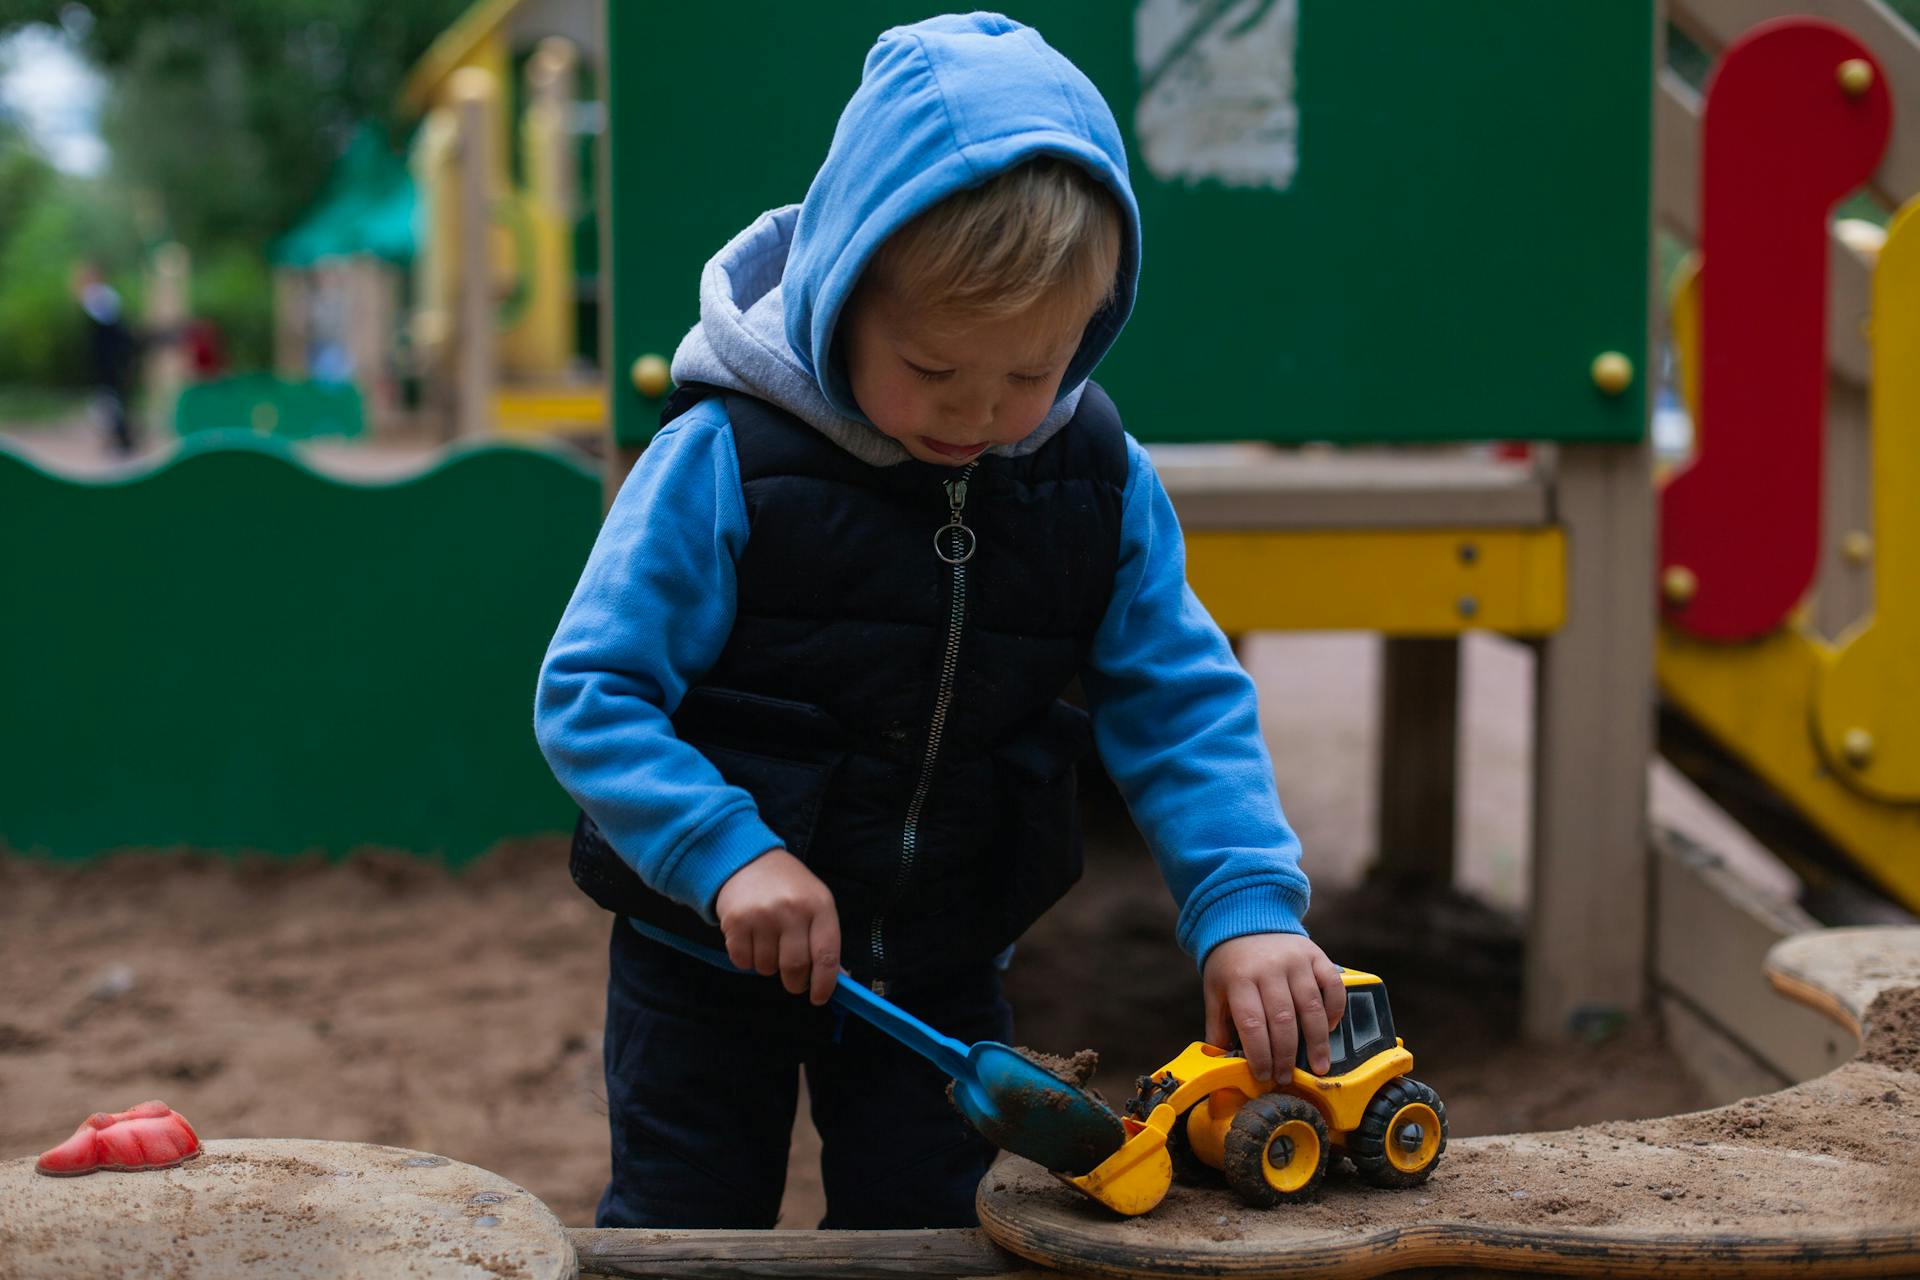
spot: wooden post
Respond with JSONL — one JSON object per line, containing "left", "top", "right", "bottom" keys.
{"left": 451, "top": 68, "right": 498, "bottom": 440}
{"left": 1525, "top": 3, "right": 1662, "bottom": 1040}
{"left": 1527, "top": 440, "right": 1656, "bottom": 1039}
{"left": 272, "top": 267, "right": 309, "bottom": 380}
{"left": 1815, "top": 380, "right": 1875, "bottom": 641}
{"left": 1372, "top": 638, "right": 1459, "bottom": 889}
{"left": 145, "top": 241, "right": 189, "bottom": 435}
{"left": 597, "top": 1, "right": 638, "bottom": 509}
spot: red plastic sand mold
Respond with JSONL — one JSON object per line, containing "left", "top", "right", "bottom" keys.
{"left": 36, "top": 1100, "right": 202, "bottom": 1176}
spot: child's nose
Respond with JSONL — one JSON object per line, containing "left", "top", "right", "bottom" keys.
{"left": 946, "top": 392, "right": 997, "bottom": 434}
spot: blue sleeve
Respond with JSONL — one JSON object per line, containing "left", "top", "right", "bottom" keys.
{"left": 533, "top": 403, "right": 782, "bottom": 920}
{"left": 1082, "top": 435, "right": 1311, "bottom": 968}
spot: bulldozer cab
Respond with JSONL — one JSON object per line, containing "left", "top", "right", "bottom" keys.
{"left": 1294, "top": 974, "right": 1398, "bottom": 1076}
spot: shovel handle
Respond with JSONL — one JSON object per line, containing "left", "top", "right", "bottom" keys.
{"left": 625, "top": 918, "right": 974, "bottom": 1081}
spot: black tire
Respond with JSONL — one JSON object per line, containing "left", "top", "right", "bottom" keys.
{"left": 1221, "top": 1093, "right": 1330, "bottom": 1207}
{"left": 1349, "top": 1076, "right": 1447, "bottom": 1188}
{"left": 1166, "top": 1106, "right": 1216, "bottom": 1185}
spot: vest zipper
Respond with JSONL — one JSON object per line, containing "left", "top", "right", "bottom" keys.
{"left": 870, "top": 462, "right": 979, "bottom": 995}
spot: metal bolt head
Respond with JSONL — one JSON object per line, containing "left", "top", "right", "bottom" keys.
{"left": 631, "top": 353, "right": 671, "bottom": 398}
{"left": 1267, "top": 1136, "right": 1295, "bottom": 1169}
{"left": 1396, "top": 1123, "right": 1426, "bottom": 1151}
{"left": 1842, "top": 727, "right": 1874, "bottom": 769}
{"left": 1456, "top": 595, "right": 1479, "bottom": 620}
{"left": 1590, "top": 351, "right": 1633, "bottom": 396}
{"left": 1458, "top": 542, "right": 1479, "bottom": 566}
{"left": 1838, "top": 58, "right": 1875, "bottom": 97}
{"left": 1842, "top": 530, "right": 1873, "bottom": 564}
{"left": 1662, "top": 565, "right": 1698, "bottom": 606}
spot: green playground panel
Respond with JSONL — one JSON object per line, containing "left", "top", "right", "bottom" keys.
{"left": 608, "top": 1, "right": 1651, "bottom": 448}
{"left": 0, "top": 435, "right": 602, "bottom": 862}
{"left": 175, "top": 375, "right": 366, "bottom": 440}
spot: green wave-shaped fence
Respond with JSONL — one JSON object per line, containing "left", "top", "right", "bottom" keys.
{"left": 0, "top": 435, "right": 602, "bottom": 862}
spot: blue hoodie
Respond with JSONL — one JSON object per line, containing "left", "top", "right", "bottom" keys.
{"left": 535, "top": 13, "right": 1310, "bottom": 967}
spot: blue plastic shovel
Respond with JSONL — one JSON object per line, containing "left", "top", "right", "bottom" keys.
{"left": 628, "top": 917, "right": 1124, "bottom": 1175}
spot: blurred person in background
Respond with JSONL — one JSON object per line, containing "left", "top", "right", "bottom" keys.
{"left": 71, "top": 260, "right": 138, "bottom": 454}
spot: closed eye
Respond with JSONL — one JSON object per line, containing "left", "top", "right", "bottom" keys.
{"left": 905, "top": 360, "right": 953, "bottom": 382}
{"left": 1010, "top": 372, "right": 1050, "bottom": 385}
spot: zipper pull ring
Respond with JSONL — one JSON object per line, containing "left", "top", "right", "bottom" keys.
{"left": 934, "top": 467, "right": 978, "bottom": 565}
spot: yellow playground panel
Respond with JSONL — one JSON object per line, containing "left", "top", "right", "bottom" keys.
{"left": 1663, "top": 198, "right": 1920, "bottom": 909}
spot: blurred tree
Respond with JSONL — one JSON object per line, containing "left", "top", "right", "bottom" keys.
{"left": 0, "top": 0, "right": 468, "bottom": 250}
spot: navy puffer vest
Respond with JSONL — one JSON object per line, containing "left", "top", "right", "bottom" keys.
{"left": 572, "top": 385, "right": 1127, "bottom": 988}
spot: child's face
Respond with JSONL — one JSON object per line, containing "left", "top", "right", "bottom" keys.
{"left": 843, "top": 287, "right": 1089, "bottom": 467}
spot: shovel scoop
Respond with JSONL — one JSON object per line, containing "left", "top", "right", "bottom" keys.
{"left": 629, "top": 919, "right": 1123, "bottom": 1175}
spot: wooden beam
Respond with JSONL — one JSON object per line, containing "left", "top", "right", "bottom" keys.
{"left": 1373, "top": 639, "right": 1460, "bottom": 889}
{"left": 1158, "top": 452, "right": 1549, "bottom": 530}
{"left": 1652, "top": 828, "right": 1851, "bottom": 1084}
{"left": 569, "top": 1228, "right": 1036, "bottom": 1279}
{"left": 1525, "top": 443, "right": 1656, "bottom": 1038}
{"left": 1813, "top": 380, "right": 1876, "bottom": 640}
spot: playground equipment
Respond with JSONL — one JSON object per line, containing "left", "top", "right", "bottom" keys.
{"left": 270, "top": 125, "right": 413, "bottom": 435}
{"left": 605, "top": 1, "right": 1655, "bottom": 1042}
{"left": 0, "top": 432, "right": 601, "bottom": 863}
{"left": 1655, "top": 10, "right": 1920, "bottom": 914}
{"left": 398, "top": 0, "right": 603, "bottom": 440}
{"left": 1064, "top": 970, "right": 1446, "bottom": 1217}
{"left": 173, "top": 374, "right": 366, "bottom": 440}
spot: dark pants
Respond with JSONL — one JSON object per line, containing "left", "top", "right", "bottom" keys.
{"left": 596, "top": 917, "right": 1012, "bottom": 1229}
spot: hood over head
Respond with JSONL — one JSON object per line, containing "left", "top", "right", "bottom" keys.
{"left": 672, "top": 12, "right": 1141, "bottom": 465}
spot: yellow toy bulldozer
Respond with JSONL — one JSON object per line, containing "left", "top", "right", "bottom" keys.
{"left": 1064, "top": 969, "right": 1445, "bottom": 1215}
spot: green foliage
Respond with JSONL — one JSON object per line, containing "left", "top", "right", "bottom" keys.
{"left": 3, "top": 0, "right": 471, "bottom": 253}
{"left": 0, "top": 158, "right": 143, "bottom": 388}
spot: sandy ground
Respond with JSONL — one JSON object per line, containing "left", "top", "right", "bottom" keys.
{"left": 0, "top": 630, "right": 1765, "bottom": 1231}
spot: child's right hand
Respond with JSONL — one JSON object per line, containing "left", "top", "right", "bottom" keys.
{"left": 714, "top": 849, "right": 841, "bottom": 1005}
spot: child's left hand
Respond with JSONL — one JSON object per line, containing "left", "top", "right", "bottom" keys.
{"left": 1202, "top": 933, "right": 1347, "bottom": 1081}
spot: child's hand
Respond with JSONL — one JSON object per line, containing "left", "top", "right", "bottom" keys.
{"left": 714, "top": 848, "right": 841, "bottom": 1005}
{"left": 1201, "top": 933, "right": 1347, "bottom": 1080}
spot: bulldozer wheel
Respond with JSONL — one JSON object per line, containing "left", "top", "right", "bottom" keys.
{"left": 1350, "top": 1076, "right": 1447, "bottom": 1188}
{"left": 1166, "top": 1106, "right": 1216, "bottom": 1186}
{"left": 1222, "top": 1093, "right": 1329, "bottom": 1206}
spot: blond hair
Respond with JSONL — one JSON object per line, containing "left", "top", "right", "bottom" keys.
{"left": 864, "top": 157, "right": 1123, "bottom": 326}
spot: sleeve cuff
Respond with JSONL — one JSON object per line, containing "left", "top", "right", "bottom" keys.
{"left": 651, "top": 805, "right": 785, "bottom": 922}
{"left": 1181, "top": 879, "right": 1310, "bottom": 970}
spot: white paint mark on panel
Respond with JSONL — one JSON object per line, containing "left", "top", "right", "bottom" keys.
{"left": 1134, "top": 0, "right": 1299, "bottom": 191}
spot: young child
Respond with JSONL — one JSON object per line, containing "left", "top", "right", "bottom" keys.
{"left": 535, "top": 12, "right": 1344, "bottom": 1232}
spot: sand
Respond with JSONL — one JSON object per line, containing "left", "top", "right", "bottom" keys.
{"left": 0, "top": 822, "right": 1710, "bottom": 1233}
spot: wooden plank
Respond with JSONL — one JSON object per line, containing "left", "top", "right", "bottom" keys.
{"left": 1156, "top": 450, "right": 1550, "bottom": 530}
{"left": 1767, "top": 923, "right": 1920, "bottom": 1033}
{"left": 1813, "top": 380, "right": 1875, "bottom": 641}
{"left": 1652, "top": 828, "right": 1852, "bottom": 1083}
{"left": 1374, "top": 638, "right": 1459, "bottom": 888}
{"left": 1526, "top": 443, "right": 1656, "bottom": 1037}
{"left": 453, "top": 69, "right": 498, "bottom": 440}
{"left": 568, "top": 1228, "right": 1035, "bottom": 1279}
{"left": 1658, "top": 992, "right": 1792, "bottom": 1105}
{"left": 1653, "top": 67, "right": 1701, "bottom": 243}
{"left": 1673, "top": 0, "right": 1920, "bottom": 205}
